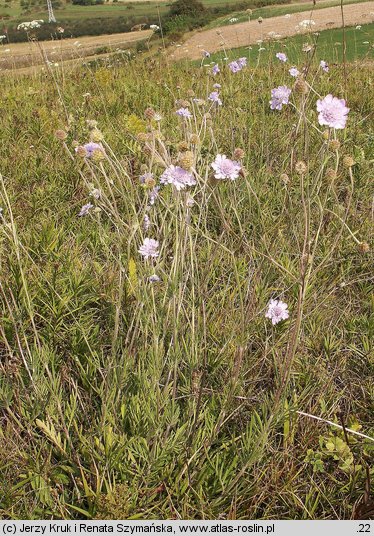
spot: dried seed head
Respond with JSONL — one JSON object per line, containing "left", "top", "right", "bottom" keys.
{"left": 144, "top": 176, "right": 156, "bottom": 189}
{"left": 189, "top": 134, "right": 200, "bottom": 145}
{"left": 179, "top": 151, "right": 194, "bottom": 170}
{"left": 233, "top": 148, "right": 245, "bottom": 160}
{"left": 342, "top": 155, "right": 355, "bottom": 168}
{"left": 329, "top": 139, "right": 341, "bottom": 151}
{"left": 176, "top": 99, "right": 190, "bottom": 108}
{"left": 186, "top": 89, "right": 195, "bottom": 97}
{"left": 55, "top": 129, "right": 67, "bottom": 141}
{"left": 325, "top": 168, "right": 337, "bottom": 181}
{"left": 357, "top": 241, "right": 370, "bottom": 254}
{"left": 177, "top": 141, "right": 189, "bottom": 152}
{"left": 92, "top": 149, "right": 105, "bottom": 162}
{"left": 294, "top": 77, "right": 308, "bottom": 95}
{"left": 76, "top": 145, "right": 87, "bottom": 158}
{"left": 295, "top": 160, "right": 307, "bottom": 175}
{"left": 280, "top": 173, "right": 290, "bottom": 185}
{"left": 90, "top": 129, "right": 104, "bottom": 143}
{"left": 86, "top": 119, "right": 98, "bottom": 129}
{"left": 137, "top": 132, "right": 152, "bottom": 143}
{"left": 144, "top": 107, "right": 156, "bottom": 120}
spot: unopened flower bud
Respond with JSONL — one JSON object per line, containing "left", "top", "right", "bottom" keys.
{"left": 233, "top": 148, "right": 245, "bottom": 160}
{"left": 280, "top": 173, "right": 290, "bottom": 184}
{"left": 55, "top": 129, "right": 67, "bottom": 141}
{"left": 325, "top": 168, "right": 337, "bottom": 181}
{"left": 329, "top": 139, "right": 341, "bottom": 151}
{"left": 144, "top": 107, "right": 156, "bottom": 120}
{"left": 294, "top": 78, "right": 308, "bottom": 95}
{"left": 92, "top": 149, "right": 105, "bottom": 162}
{"left": 357, "top": 241, "right": 370, "bottom": 253}
{"left": 295, "top": 160, "right": 307, "bottom": 175}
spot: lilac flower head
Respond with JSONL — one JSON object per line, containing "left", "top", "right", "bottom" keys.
{"left": 316, "top": 94, "right": 349, "bottom": 129}
{"left": 176, "top": 107, "right": 192, "bottom": 118}
{"left": 212, "top": 64, "right": 220, "bottom": 75}
{"left": 213, "top": 83, "right": 221, "bottom": 89}
{"left": 78, "top": 202, "right": 94, "bottom": 217}
{"left": 237, "top": 57, "right": 247, "bottom": 68}
{"left": 138, "top": 238, "right": 159, "bottom": 259}
{"left": 211, "top": 154, "right": 241, "bottom": 180}
{"left": 80, "top": 142, "right": 104, "bottom": 158}
{"left": 320, "top": 60, "right": 329, "bottom": 72}
{"left": 140, "top": 172, "right": 154, "bottom": 184}
{"left": 228, "top": 61, "right": 241, "bottom": 73}
{"left": 148, "top": 274, "right": 160, "bottom": 283}
{"left": 270, "top": 86, "right": 291, "bottom": 111}
{"left": 289, "top": 67, "right": 300, "bottom": 77}
{"left": 276, "top": 52, "right": 287, "bottom": 62}
{"left": 208, "top": 91, "right": 222, "bottom": 106}
{"left": 265, "top": 299, "right": 289, "bottom": 325}
{"left": 203, "top": 50, "right": 211, "bottom": 58}
{"left": 160, "top": 165, "right": 196, "bottom": 191}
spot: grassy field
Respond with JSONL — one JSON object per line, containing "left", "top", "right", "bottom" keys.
{"left": 200, "top": 23, "right": 374, "bottom": 63}
{"left": 207, "top": 0, "right": 374, "bottom": 27}
{"left": 0, "top": 18, "right": 373, "bottom": 521}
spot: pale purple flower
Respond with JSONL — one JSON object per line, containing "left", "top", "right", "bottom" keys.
{"left": 211, "top": 154, "right": 241, "bottom": 180}
{"left": 213, "top": 83, "right": 221, "bottom": 89}
{"left": 320, "top": 60, "right": 329, "bottom": 72}
{"left": 228, "top": 61, "right": 241, "bottom": 73}
{"left": 270, "top": 86, "right": 291, "bottom": 110}
{"left": 149, "top": 186, "right": 160, "bottom": 206}
{"left": 80, "top": 142, "right": 104, "bottom": 158}
{"left": 208, "top": 91, "right": 222, "bottom": 106}
{"left": 237, "top": 57, "right": 247, "bottom": 68}
{"left": 138, "top": 238, "right": 159, "bottom": 259}
{"left": 78, "top": 202, "right": 94, "bottom": 217}
{"left": 316, "top": 94, "right": 349, "bottom": 129}
{"left": 289, "top": 67, "right": 300, "bottom": 77}
{"left": 203, "top": 50, "right": 210, "bottom": 58}
{"left": 265, "top": 299, "right": 289, "bottom": 325}
{"left": 160, "top": 165, "right": 196, "bottom": 191}
{"left": 176, "top": 107, "right": 192, "bottom": 118}
{"left": 276, "top": 52, "right": 287, "bottom": 62}
{"left": 212, "top": 64, "right": 220, "bottom": 75}
{"left": 148, "top": 274, "right": 160, "bottom": 283}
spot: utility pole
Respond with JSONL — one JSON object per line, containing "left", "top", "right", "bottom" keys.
{"left": 47, "top": 0, "right": 56, "bottom": 23}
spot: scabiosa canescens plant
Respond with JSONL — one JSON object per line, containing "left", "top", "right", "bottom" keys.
{"left": 160, "top": 165, "right": 196, "bottom": 191}
{"left": 270, "top": 86, "right": 292, "bottom": 110}
{"left": 176, "top": 108, "right": 192, "bottom": 118}
{"left": 138, "top": 238, "right": 159, "bottom": 259}
{"left": 211, "top": 155, "right": 241, "bottom": 180}
{"left": 265, "top": 299, "right": 289, "bottom": 325}
{"left": 316, "top": 95, "right": 349, "bottom": 129}
{"left": 276, "top": 52, "right": 287, "bottom": 62}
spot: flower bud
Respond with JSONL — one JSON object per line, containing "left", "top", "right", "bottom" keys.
{"left": 295, "top": 160, "right": 307, "bottom": 175}
{"left": 233, "top": 148, "right": 245, "bottom": 160}
{"left": 55, "top": 129, "right": 67, "bottom": 141}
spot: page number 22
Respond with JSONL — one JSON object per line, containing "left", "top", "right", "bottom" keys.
{"left": 358, "top": 525, "right": 371, "bottom": 533}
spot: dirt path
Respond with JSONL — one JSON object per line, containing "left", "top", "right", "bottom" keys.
{"left": 170, "top": 1, "right": 374, "bottom": 60}
{"left": 0, "top": 29, "right": 152, "bottom": 70}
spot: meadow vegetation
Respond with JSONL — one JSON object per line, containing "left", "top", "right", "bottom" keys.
{"left": 0, "top": 22, "right": 373, "bottom": 521}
